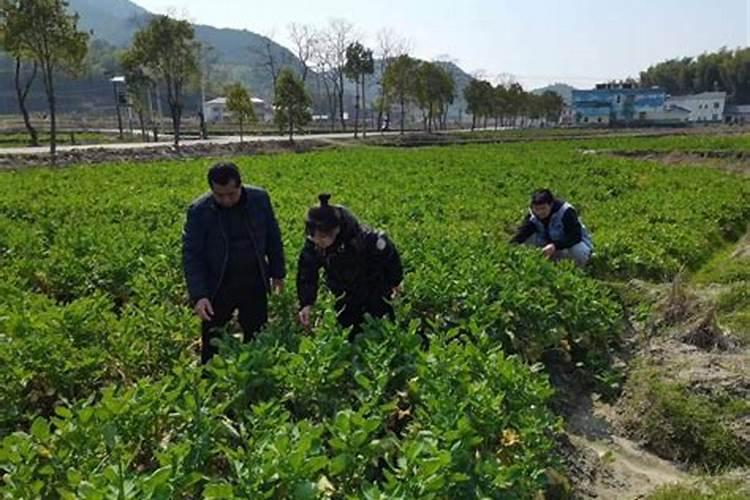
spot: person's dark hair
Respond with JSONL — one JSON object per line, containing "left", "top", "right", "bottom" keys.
{"left": 306, "top": 193, "right": 341, "bottom": 234}
{"left": 207, "top": 162, "right": 242, "bottom": 187}
{"left": 531, "top": 189, "right": 554, "bottom": 206}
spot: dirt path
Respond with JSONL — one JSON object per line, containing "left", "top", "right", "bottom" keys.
{"left": 568, "top": 433, "right": 689, "bottom": 499}
{"left": 560, "top": 385, "right": 692, "bottom": 499}
{"left": 560, "top": 229, "right": 750, "bottom": 499}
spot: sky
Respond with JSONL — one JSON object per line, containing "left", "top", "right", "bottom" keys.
{"left": 131, "top": 0, "right": 749, "bottom": 89}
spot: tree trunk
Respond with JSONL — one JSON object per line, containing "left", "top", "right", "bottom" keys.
{"left": 289, "top": 110, "right": 294, "bottom": 141}
{"left": 166, "top": 79, "right": 182, "bottom": 149}
{"left": 337, "top": 73, "right": 346, "bottom": 130}
{"left": 471, "top": 114, "right": 476, "bottom": 131}
{"left": 15, "top": 59, "right": 39, "bottom": 147}
{"left": 362, "top": 76, "right": 367, "bottom": 138}
{"left": 199, "top": 110, "right": 207, "bottom": 140}
{"left": 171, "top": 106, "right": 181, "bottom": 148}
{"left": 138, "top": 109, "right": 146, "bottom": 141}
{"left": 428, "top": 103, "right": 433, "bottom": 133}
{"left": 377, "top": 86, "right": 385, "bottom": 131}
{"left": 353, "top": 76, "right": 360, "bottom": 139}
{"left": 41, "top": 65, "right": 57, "bottom": 160}
{"left": 323, "top": 77, "right": 336, "bottom": 131}
{"left": 239, "top": 117, "right": 244, "bottom": 143}
{"left": 494, "top": 116, "right": 499, "bottom": 130}
{"left": 400, "top": 95, "right": 405, "bottom": 135}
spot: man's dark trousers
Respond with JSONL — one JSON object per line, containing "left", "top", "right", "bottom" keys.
{"left": 336, "top": 295, "right": 394, "bottom": 342}
{"left": 200, "top": 275, "right": 267, "bottom": 364}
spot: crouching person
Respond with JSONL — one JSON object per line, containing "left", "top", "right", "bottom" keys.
{"left": 296, "top": 194, "right": 404, "bottom": 341}
{"left": 511, "top": 189, "right": 593, "bottom": 266}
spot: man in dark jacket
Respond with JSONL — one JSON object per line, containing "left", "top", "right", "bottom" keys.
{"left": 182, "top": 162, "right": 286, "bottom": 363}
{"left": 297, "top": 194, "right": 403, "bottom": 340}
{"left": 511, "top": 189, "right": 593, "bottom": 267}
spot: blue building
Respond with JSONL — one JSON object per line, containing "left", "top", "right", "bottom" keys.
{"left": 572, "top": 84, "right": 685, "bottom": 126}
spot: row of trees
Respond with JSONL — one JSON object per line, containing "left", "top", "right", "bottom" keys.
{"left": 464, "top": 79, "right": 564, "bottom": 130}
{"left": 265, "top": 20, "right": 461, "bottom": 136}
{"left": 286, "top": 35, "right": 458, "bottom": 138}
{"left": 0, "top": 0, "right": 89, "bottom": 156}
{"left": 5, "top": 4, "right": 560, "bottom": 154}
{"left": 122, "top": 17, "right": 315, "bottom": 144}
{"left": 0, "top": 1, "right": 282, "bottom": 152}
{"left": 640, "top": 47, "right": 750, "bottom": 104}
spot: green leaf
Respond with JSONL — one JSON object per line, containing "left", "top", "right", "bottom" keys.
{"left": 292, "top": 481, "right": 317, "bottom": 500}
{"left": 67, "top": 468, "right": 82, "bottom": 486}
{"left": 203, "top": 482, "right": 234, "bottom": 498}
{"left": 329, "top": 454, "right": 349, "bottom": 476}
{"left": 30, "top": 418, "right": 50, "bottom": 441}
{"left": 55, "top": 407, "right": 73, "bottom": 419}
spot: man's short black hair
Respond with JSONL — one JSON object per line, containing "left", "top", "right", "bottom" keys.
{"left": 531, "top": 189, "right": 554, "bottom": 206}
{"left": 208, "top": 162, "right": 242, "bottom": 187}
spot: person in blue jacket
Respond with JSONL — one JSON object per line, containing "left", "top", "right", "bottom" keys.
{"left": 511, "top": 189, "right": 593, "bottom": 266}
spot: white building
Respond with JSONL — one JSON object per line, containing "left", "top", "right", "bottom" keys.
{"left": 725, "top": 105, "right": 750, "bottom": 125}
{"left": 203, "top": 97, "right": 228, "bottom": 122}
{"left": 203, "top": 96, "right": 273, "bottom": 123}
{"left": 650, "top": 104, "right": 691, "bottom": 124}
{"left": 667, "top": 92, "right": 726, "bottom": 123}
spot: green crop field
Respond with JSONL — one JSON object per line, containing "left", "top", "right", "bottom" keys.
{"left": 0, "top": 136, "right": 748, "bottom": 498}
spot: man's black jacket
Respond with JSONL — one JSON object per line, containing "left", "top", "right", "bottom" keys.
{"left": 297, "top": 207, "right": 403, "bottom": 308}
{"left": 182, "top": 186, "right": 285, "bottom": 304}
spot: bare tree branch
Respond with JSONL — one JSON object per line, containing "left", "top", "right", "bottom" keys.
{"left": 288, "top": 23, "right": 317, "bottom": 83}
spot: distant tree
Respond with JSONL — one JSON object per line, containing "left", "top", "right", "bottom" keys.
{"left": 383, "top": 54, "right": 419, "bottom": 134}
{"left": 121, "top": 50, "right": 154, "bottom": 141}
{"left": 225, "top": 82, "right": 257, "bottom": 143}
{"left": 465, "top": 79, "right": 494, "bottom": 129}
{"left": 288, "top": 23, "right": 317, "bottom": 83}
{"left": 540, "top": 90, "right": 564, "bottom": 124}
{"left": 0, "top": 11, "right": 39, "bottom": 147}
{"left": 375, "top": 28, "right": 410, "bottom": 130}
{"left": 320, "top": 19, "right": 356, "bottom": 130}
{"left": 415, "top": 61, "right": 454, "bottom": 133}
{"left": 492, "top": 83, "right": 509, "bottom": 129}
{"left": 344, "top": 41, "right": 374, "bottom": 138}
{"left": 640, "top": 47, "right": 750, "bottom": 104}
{"left": 251, "top": 28, "right": 294, "bottom": 91}
{"left": 125, "top": 15, "right": 200, "bottom": 148}
{"left": 505, "top": 82, "right": 526, "bottom": 127}
{"left": 0, "top": 0, "right": 89, "bottom": 157}
{"left": 464, "top": 79, "right": 484, "bottom": 131}
{"left": 312, "top": 43, "right": 339, "bottom": 130}
{"left": 273, "top": 68, "right": 312, "bottom": 141}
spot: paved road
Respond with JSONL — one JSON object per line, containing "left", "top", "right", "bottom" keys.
{"left": 0, "top": 131, "right": 402, "bottom": 155}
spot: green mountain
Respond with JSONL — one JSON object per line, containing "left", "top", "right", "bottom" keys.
{"left": 67, "top": 0, "right": 297, "bottom": 99}
{"left": 67, "top": 0, "right": 150, "bottom": 47}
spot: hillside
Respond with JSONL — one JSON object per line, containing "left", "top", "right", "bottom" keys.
{"left": 0, "top": 0, "right": 473, "bottom": 120}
